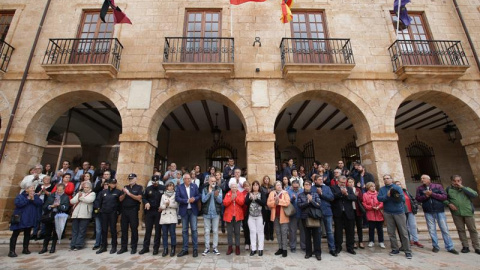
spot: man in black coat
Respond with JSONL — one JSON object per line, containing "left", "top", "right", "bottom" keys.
{"left": 139, "top": 175, "right": 165, "bottom": 255}
{"left": 331, "top": 176, "right": 357, "bottom": 255}
{"left": 95, "top": 179, "right": 123, "bottom": 254}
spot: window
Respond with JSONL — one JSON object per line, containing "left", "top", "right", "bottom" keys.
{"left": 205, "top": 140, "right": 237, "bottom": 171}
{"left": 290, "top": 11, "right": 330, "bottom": 63}
{"left": 391, "top": 12, "right": 437, "bottom": 65}
{"left": 405, "top": 140, "right": 440, "bottom": 182}
{"left": 183, "top": 10, "right": 221, "bottom": 62}
{"left": 341, "top": 140, "right": 361, "bottom": 171}
{"left": 0, "top": 11, "right": 14, "bottom": 41}
{"left": 72, "top": 11, "right": 114, "bottom": 64}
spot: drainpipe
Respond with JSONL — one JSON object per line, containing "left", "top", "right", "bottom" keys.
{"left": 0, "top": 0, "right": 52, "bottom": 163}
{"left": 453, "top": 0, "right": 480, "bottom": 72}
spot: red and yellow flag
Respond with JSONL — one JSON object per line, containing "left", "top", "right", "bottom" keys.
{"left": 230, "top": 0, "right": 267, "bottom": 4}
{"left": 280, "top": 0, "right": 294, "bottom": 23}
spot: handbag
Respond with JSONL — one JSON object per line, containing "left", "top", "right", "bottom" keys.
{"left": 41, "top": 211, "right": 55, "bottom": 224}
{"left": 283, "top": 203, "right": 296, "bottom": 217}
{"left": 305, "top": 217, "right": 321, "bottom": 227}
{"left": 357, "top": 199, "right": 366, "bottom": 214}
{"left": 307, "top": 207, "right": 323, "bottom": 220}
{"left": 10, "top": 214, "right": 21, "bottom": 225}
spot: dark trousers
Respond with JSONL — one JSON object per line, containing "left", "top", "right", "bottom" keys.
{"left": 101, "top": 212, "right": 118, "bottom": 248}
{"left": 264, "top": 210, "right": 274, "bottom": 240}
{"left": 10, "top": 228, "right": 32, "bottom": 252}
{"left": 334, "top": 213, "right": 355, "bottom": 250}
{"left": 143, "top": 210, "right": 161, "bottom": 250}
{"left": 44, "top": 221, "right": 58, "bottom": 243}
{"left": 302, "top": 220, "right": 321, "bottom": 256}
{"left": 70, "top": 218, "right": 90, "bottom": 249}
{"left": 368, "top": 221, "right": 384, "bottom": 243}
{"left": 354, "top": 215, "right": 364, "bottom": 242}
{"left": 121, "top": 207, "right": 139, "bottom": 250}
{"left": 243, "top": 217, "right": 251, "bottom": 245}
{"left": 162, "top": 223, "right": 177, "bottom": 249}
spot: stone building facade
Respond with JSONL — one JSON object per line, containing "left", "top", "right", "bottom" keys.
{"left": 0, "top": 0, "right": 479, "bottom": 228}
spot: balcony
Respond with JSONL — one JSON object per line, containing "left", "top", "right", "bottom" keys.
{"left": 280, "top": 38, "right": 355, "bottom": 81}
{"left": 388, "top": 40, "right": 469, "bottom": 83}
{"left": 0, "top": 39, "right": 14, "bottom": 78}
{"left": 41, "top": 38, "right": 123, "bottom": 81}
{"left": 162, "top": 37, "right": 234, "bottom": 78}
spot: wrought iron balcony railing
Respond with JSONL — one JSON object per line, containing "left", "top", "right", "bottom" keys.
{"left": 42, "top": 38, "right": 123, "bottom": 70}
{"left": 163, "top": 37, "right": 234, "bottom": 63}
{"left": 388, "top": 40, "right": 469, "bottom": 72}
{"left": 0, "top": 39, "right": 14, "bottom": 73}
{"left": 280, "top": 38, "right": 355, "bottom": 68}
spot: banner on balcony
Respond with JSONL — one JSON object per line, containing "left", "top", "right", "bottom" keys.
{"left": 393, "top": 0, "right": 411, "bottom": 31}
{"left": 100, "top": 0, "right": 132, "bottom": 25}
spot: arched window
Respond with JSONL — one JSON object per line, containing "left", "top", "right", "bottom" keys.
{"left": 406, "top": 140, "right": 440, "bottom": 182}
{"left": 341, "top": 140, "right": 361, "bottom": 171}
{"left": 205, "top": 140, "right": 237, "bottom": 171}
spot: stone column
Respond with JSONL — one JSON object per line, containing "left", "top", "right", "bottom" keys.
{"left": 462, "top": 137, "right": 480, "bottom": 194}
{"left": 0, "top": 140, "right": 45, "bottom": 229}
{"left": 116, "top": 134, "right": 157, "bottom": 187}
{"left": 357, "top": 133, "right": 405, "bottom": 186}
{"left": 245, "top": 133, "right": 276, "bottom": 183}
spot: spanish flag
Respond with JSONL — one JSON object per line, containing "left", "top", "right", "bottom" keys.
{"left": 280, "top": 0, "right": 294, "bottom": 24}
{"left": 230, "top": 0, "right": 267, "bottom": 4}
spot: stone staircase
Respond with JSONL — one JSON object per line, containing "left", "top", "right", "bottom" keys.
{"left": 1, "top": 209, "right": 479, "bottom": 247}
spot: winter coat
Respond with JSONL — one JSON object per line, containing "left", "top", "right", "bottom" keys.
{"left": 267, "top": 190, "right": 291, "bottom": 224}
{"left": 297, "top": 191, "right": 322, "bottom": 219}
{"left": 378, "top": 184, "right": 405, "bottom": 215}
{"left": 415, "top": 183, "right": 447, "bottom": 213}
{"left": 223, "top": 190, "right": 245, "bottom": 222}
{"left": 444, "top": 185, "right": 478, "bottom": 217}
{"left": 70, "top": 191, "right": 96, "bottom": 219}
{"left": 362, "top": 191, "right": 384, "bottom": 222}
{"left": 10, "top": 192, "right": 43, "bottom": 231}
{"left": 160, "top": 192, "right": 178, "bottom": 224}
{"left": 311, "top": 184, "right": 334, "bottom": 217}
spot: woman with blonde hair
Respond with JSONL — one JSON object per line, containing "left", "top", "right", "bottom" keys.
{"left": 267, "top": 181, "right": 291, "bottom": 257}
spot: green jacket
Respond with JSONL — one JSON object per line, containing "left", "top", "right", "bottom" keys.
{"left": 444, "top": 185, "right": 478, "bottom": 217}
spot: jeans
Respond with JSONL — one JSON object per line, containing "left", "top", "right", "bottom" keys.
{"left": 322, "top": 215, "right": 335, "bottom": 251}
{"left": 248, "top": 215, "right": 265, "bottom": 251}
{"left": 368, "top": 221, "right": 384, "bottom": 243}
{"left": 425, "top": 212, "right": 454, "bottom": 250}
{"left": 94, "top": 215, "right": 102, "bottom": 247}
{"left": 204, "top": 216, "right": 219, "bottom": 249}
{"left": 226, "top": 217, "right": 242, "bottom": 246}
{"left": 70, "top": 218, "right": 90, "bottom": 249}
{"left": 162, "top": 223, "right": 177, "bottom": 249}
{"left": 181, "top": 209, "right": 198, "bottom": 251}
{"left": 406, "top": 212, "right": 419, "bottom": 242}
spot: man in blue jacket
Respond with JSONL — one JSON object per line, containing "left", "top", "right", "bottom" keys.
{"left": 377, "top": 174, "right": 412, "bottom": 259}
{"left": 311, "top": 175, "right": 336, "bottom": 257}
{"left": 416, "top": 174, "right": 458, "bottom": 255}
{"left": 176, "top": 173, "right": 201, "bottom": 257}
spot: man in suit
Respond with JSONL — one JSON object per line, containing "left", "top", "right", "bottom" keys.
{"left": 175, "top": 173, "right": 201, "bottom": 257}
{"left": 331, "top": 175, "right": 357, "bottom": 255}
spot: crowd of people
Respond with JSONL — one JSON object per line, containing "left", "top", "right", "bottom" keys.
{"left": 8, "top": 158, "right": 480, "bottom": 261}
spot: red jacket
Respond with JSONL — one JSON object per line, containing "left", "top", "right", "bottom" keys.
{"left": 52, "top": 182, "right": 75, "bottom": 200}
{"left": 223, "top": 190, "right": 245, "bottom": 222}
{"left": 362, "top": 190, "right": 384, "bottom": 221}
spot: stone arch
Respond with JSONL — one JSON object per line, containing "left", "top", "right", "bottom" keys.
{"left": 21, "top": 89, "right": 125, "bottom": 147}
{"left": 147, "top": 88, "right": 253, "bottom": 143}
{"left": 269, "top": 89, "right": 374, "bottom": 144}
{"left": 387, "top": 88, "right": 480, "bottom": 141}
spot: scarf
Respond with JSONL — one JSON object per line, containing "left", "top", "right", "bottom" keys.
{"left": 165, "top": 190, "right": 175, "bottom": 197}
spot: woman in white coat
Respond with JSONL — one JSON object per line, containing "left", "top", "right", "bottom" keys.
{"left": 69, "top": 181, "right": 96, "bottom": 250}
{"left": 160, "top": 180, "right": 178, "bottom": 257}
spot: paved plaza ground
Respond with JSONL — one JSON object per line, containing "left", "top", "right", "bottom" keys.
{"left": 1, "top": 239, "right": 478, "bottom": 270}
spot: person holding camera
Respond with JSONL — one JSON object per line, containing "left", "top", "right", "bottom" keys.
{"left": 95, "top": 179, "right": 123, "bottom": 254}
{"left": 139, "top": 175, "right": 165, "bottom": 255}
{"left": 9, "top": 184, "right": 43, "bottom": 257}
{"left": 40, "top": 183, "right": 70, "bottom": 254}
{"left": 201, "top": 176, "right": 223, "bottom": 256}
{"left": 416, "top": 174, "right": 458, "bottom": 255}
{"left": 118, "top": 173, "right": 143, "bottom": 255}
{"left": 378, "top": 175, "right": 412, "bottom": 259}
{"left": 444, "top": 175, "right": 480, "bottom": 254}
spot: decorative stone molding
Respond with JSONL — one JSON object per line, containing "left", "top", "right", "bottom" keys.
{"left": 282, "top": 63, "right": 355, "bottom": 82}
{"left": 162, "top": 63, "right": 234, "bottom": 78}
{"left": 41, "top": 64, "right": 118, "bottom": 82}
{"left": 395, "top": 65, "right": 470, "bottom": 83}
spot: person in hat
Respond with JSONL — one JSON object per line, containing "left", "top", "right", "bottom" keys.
{"left": 139, "top": 175, "right": 165, "bottom": 255}
{"left": 95, "top": 178, "right": 123, "bottom": 254}
{"left": 118, "top": 173, "right": 143, "bottom": 254}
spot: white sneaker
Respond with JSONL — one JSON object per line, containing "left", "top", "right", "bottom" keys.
{"left": 379, "top": 242, "right": 386, "bottom": 249}
{"left": 212, "top": 248, "right": 220, "bottom": 255}
{"left": 368, "top": 242, "right": 374, "bottom": 248}
{"left": 202, "top": 248, "right": 210, "bottom": 256}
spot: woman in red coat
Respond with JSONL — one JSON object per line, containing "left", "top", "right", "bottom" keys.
{"left": 362, "top": 182, "right": 385, "bottom": 248}
{"left": 52, "top": 173, "right": 75, "bottom": 200}
{"left": 223, "top": 182, "right": 245, "bottom": 255}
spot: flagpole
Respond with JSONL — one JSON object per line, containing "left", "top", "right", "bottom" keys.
{"left": 230, "top": 6, "right": 233, "bottom": 37}
{"left": 395, "top": 0, "right": 401, "bottom": 38}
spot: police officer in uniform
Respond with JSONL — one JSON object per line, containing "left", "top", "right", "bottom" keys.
{"left": 139, "top": 175, "right": 165, "bottom": 255}
{"left": 95, "top": 179, "right": 122, "bottom": 254}
{"left": 118, "top": 173, "right": 143, "bottom": 254}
